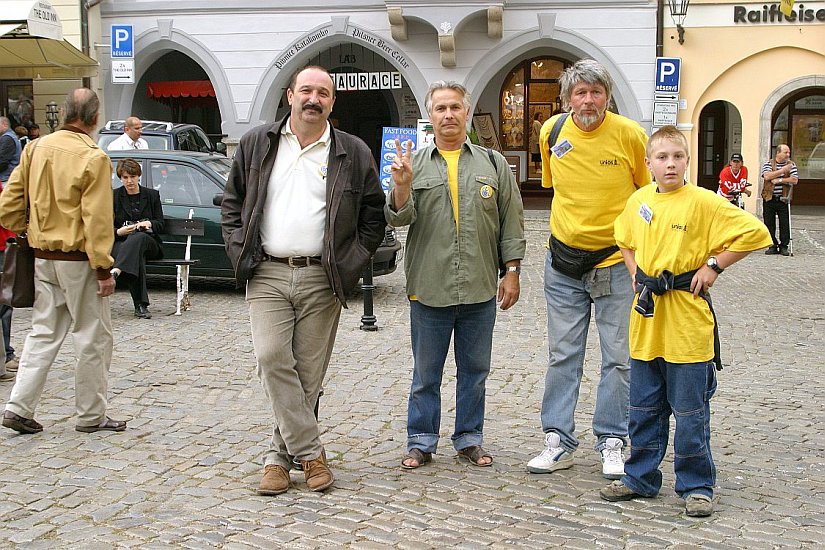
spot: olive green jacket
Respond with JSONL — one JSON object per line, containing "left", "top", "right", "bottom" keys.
{"left": 386, "top": 140, "right": 525, "bottom": 307}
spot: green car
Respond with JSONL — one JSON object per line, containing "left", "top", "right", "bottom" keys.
{"left": 106, "top": 150, "right": 401, "bottom": 279}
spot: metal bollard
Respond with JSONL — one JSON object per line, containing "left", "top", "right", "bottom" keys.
{"left": 360, "top": 256, "right": 378, "bottom": 331}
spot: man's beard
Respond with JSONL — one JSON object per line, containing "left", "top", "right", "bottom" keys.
{"left": 575, "top": 109, "right": 604, "bottom": 129}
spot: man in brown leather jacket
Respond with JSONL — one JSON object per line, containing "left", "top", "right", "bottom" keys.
{"left": 221, "top": 66, "right": 385, "bottom": 496}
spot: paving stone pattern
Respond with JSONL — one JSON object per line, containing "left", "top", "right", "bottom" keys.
{"left": 0, "top": 209, "right": 823, "bottom": 548}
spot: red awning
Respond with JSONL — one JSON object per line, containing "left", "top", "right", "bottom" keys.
{"left": 146, "top": 80, "right": 217, "bottom": 109}
{"left": 147, "top": 80, "right": 215, "bottom": 99}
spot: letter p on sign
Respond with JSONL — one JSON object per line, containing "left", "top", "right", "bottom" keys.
{"left": 655, "top": 57, "right": 681, "bottom": 94}
{"left": 111, "top": 25, "right": 134, "bottom": 59}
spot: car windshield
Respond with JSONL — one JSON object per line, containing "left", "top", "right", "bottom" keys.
{"left": 203, "top": 157, "right": 233, "bottom": 181}
{"left": 98, "top": 134, "right": 170, "bottom": 151}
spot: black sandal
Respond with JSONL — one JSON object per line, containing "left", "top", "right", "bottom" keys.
{"left": 401, "top": 448, "right": 432, "bottom": 470}
{"left": 457, "top": 445, "right": 493, "bottom": 467}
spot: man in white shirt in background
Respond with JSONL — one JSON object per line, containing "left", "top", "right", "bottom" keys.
{"left": 107, "top": 116, "right": 148, "bottom": 151}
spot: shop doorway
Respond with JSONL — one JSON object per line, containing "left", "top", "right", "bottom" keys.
{"left": 770, "top": 88, "right": 825, "bottom": 205}
{"left": 330, "top": 88, "right": 393, "bottom": 164}
{"left": 278, "top": 43, "right": 415, "bottom": 164}
{"left": 698, "top": 101, "right": 728, "bottom": 191}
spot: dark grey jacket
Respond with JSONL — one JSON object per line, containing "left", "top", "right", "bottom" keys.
{"left": 221, "top": 117, "right": 386, "bottom": 307}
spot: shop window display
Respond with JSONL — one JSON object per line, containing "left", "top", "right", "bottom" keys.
{"left": 500, "top": 57, "right": 569, "bottom": 181}
{"left": 772, "top": 92, "right": 825, "bottom": 181}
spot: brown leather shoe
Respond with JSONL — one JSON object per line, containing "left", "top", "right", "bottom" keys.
{"left": 301, "top": 450, "right": 334, "bottom": 492}
{"left": 258, "top": 465, "right": 290, "bottom": 496}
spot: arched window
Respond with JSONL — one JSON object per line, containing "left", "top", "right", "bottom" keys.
{"left": 771, "top": 89, "right": 825, "bottom": 182}
{"left": 500, "top": 57, "right": 569, "bottom": 179}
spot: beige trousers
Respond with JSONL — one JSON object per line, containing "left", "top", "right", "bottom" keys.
{"left": 6, "top": 259, "right": 113, "bottom": 426}
{"left": 247, "top": 261, "right": 341, "bottom": 469}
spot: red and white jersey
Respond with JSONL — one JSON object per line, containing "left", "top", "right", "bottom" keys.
{"left": 717, "top": 165, "right": 749, "bottom": 199}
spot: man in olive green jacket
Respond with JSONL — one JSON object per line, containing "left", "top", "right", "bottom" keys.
{"left": 387, "top": 81, "right": 525, "bottom": 470}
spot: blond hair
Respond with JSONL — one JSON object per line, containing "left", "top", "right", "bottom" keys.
{"left": 646, "top": 125, "right": 688, "bottom": 157}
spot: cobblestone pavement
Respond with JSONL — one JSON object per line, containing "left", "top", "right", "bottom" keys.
{"left": 1, "top": 208, "right": 823, "bottom": 549}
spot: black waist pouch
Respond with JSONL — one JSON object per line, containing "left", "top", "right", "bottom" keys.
{"left": 549, "top": 234, "right": 619, "bottom": 279}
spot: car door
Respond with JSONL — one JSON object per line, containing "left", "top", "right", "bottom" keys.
{"left": 145, "top": 159, "right": 231, "bottom": 276}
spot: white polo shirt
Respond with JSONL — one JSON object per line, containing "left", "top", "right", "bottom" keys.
{"left": 108, "top": 133, "right": 148, "bottom": 150}
{"left": 260, "top": 119, "right": 331, "bottom": 257}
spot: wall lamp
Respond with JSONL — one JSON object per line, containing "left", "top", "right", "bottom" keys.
{"left": 667, "top": 0, "right": 690, "bottom": 44}
{"left": 45, "top": 101, "right": 60, "bottom": 132}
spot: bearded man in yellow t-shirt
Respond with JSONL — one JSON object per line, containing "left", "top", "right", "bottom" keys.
{"left": 528, "top": 59, "right": 650, "bottom": 480}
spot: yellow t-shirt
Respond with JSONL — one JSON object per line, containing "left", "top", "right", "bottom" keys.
{"left": 439, "top": 148, "right": 461, "bottom": 231}
{"left": 614, "top": 182, "right": 773, "bottom": 363}
{"left": 539, "top": 111, "right": 650, "bottom": 267}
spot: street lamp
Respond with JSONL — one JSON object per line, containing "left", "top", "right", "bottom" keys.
{"left": 666, "top": 0, "right": 690, "bottom": 45}
{"left": 45, "top": 101, "right": 60, "bottom": 132}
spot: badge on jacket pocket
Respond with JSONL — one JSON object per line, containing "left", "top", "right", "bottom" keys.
{"left": 479, "top": 185, "right": 494, "bottom": 199}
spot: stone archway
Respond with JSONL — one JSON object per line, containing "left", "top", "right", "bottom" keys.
{"left": 247, "top": 21, "right": 429, "bottom": 132}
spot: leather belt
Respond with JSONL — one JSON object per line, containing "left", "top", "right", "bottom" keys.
{"left": 266, "top": 255, "right": 322, "bottom": 267}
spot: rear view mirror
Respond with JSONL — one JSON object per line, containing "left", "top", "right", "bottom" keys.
{"left": 213, "top": 193, "right": 223, "bottom": 207}
{"left": 215, "top": 142, "right": 227, "bottom": 154}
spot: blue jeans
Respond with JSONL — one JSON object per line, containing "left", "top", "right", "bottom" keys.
{"left": 622, "top": 358, "right": 717, "bottom": 499}
{"left": 407, "top": 298, "right": 496, "bottom": 453}
{"left": 541, "top": 250, "right": 633, "bottom": 452}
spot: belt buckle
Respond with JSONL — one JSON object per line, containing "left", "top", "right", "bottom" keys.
{"left": 288, "top": 256, "right": 305, "bottom": 268}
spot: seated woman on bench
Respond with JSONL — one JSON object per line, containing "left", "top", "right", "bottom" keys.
{"left": 111, "top": 158, "right": 164, "bottom": 319}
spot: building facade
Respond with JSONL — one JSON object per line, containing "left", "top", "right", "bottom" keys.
{"left": 100, "top": 0, "right": 658, "bottom": 192}
{"left": 0, "top": 0, "right": 103, "bottom": 135}
{"left": 665, "top": 0, "right": 825, "bottom": 206}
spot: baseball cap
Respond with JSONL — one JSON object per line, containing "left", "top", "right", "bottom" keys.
{"left": 730, "top": 153, "right": 743, "bottom": 162}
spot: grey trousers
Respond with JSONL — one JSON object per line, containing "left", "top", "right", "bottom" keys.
{"left": 247, "top": 261, "right": 341, "bottom": 469}
{"left": 6, "top": 259, "right": 113, "bottom": 426}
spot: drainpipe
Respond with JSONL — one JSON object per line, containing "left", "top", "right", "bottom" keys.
{"left": 656, "top": 0, "right": 664, "bottom": 58}
{"left": 81, "top": 0, "right": 103, "bottom": 89}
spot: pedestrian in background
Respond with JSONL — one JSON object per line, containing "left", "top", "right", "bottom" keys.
{"left": 0, "top": 117, "right": 21, "bottom": 183}
{"left": 107, "top": 116, "right": 148, "bottom": 150}
{"left": 760, "top": 144, "right": 797, "bottom": 256}
{"left": 601, "top": 126, "right": 772, "bottom": 517}
{"left": 529, "top": 59, "right": 650, "bottom": 480}
{"left": 221, "top": 66, "right": 385, "bottom": 495}
{"left": 0, "top": 115, "right": 22, "bottom": 383}
{"left": 387, "top": 81, "right": 525, "bottom": 470}
{"left": 110, "top": 158, "right": 165, "bottom": 320}
{"left": 0, "top": 88, "right": 125, "bottom": 435}
{"left": 717, "top": 153, "right": 750, "bottom": 206}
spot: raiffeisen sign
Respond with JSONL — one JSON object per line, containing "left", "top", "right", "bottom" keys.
{"left": 733, "top": 3, "right": 825, "bottom": 23}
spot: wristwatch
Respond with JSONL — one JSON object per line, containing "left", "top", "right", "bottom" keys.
{"left": 706, "top": 256, "right": 724, "bottom": 274}
{"left": 506, "top": 265, "right": 521, "bottom": 275}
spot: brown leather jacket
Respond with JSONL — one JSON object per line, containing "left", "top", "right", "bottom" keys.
{"left": 221, "top": 117, "right": 386, "bottom": 307}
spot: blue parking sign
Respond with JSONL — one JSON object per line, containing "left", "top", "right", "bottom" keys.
{"left": 655, "top": 57, "right": 681, "bottom": 94}
{"left": 111, "top": 25, "right": 133, "bottom": 59}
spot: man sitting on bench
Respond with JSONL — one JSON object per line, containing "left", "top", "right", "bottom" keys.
{"left": 110, "top": 158, "right": 164, "bottom": 319}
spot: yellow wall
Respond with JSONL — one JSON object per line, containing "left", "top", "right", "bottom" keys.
{"left": 663, "top": 1, "right": 825, "bottom": 210}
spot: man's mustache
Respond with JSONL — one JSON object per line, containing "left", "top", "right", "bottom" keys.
{"left": 302, "top": 102, "right": 322, "bottom": 113}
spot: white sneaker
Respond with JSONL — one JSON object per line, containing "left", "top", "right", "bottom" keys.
{"left": 601, "top": 437, "right": 625, "bottom": 480}
{"left": 527, "top": 433, "right": 575, "bottom": 473}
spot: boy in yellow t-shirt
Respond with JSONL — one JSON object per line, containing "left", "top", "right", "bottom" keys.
{"left": 601, "top": 126, "right": 772, "bottom": 517}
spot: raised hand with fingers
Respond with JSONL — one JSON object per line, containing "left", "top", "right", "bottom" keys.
{"left": 390, "top": 139, "right": 414, "bottom": 209}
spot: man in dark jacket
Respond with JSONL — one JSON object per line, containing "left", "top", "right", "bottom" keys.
{"left": 221, "top": 66, "right": 385, "bottom": 496}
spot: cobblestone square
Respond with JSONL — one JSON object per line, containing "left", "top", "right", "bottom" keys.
{"left": 1, "top": 209, "right": 823, "bottom": 548}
